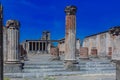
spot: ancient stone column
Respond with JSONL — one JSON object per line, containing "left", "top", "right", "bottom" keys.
{"left": 0, "top": 4, "right": 3, "bottom": 80}
{"left": 76, "top": 39, "right": 80, "bottom": 57}
{"left": 4, "top": 20, "right": 21, "bottom": 73}
{"left": 47, "top": 42, "right": 51, "bottom": 54}
{"left": 64, "top": 5, "right": 79, "bottom": 70}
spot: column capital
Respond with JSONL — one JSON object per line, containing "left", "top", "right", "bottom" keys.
{"left": 109, "top": 26, "right": 120, "bottom": 36}
{"left": 65, "top": 5, "right": 77, "bottom": 15}
{"left": 6, "top": 20, "right": 20, "bottom": 29}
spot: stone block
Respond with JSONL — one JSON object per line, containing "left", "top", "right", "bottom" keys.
{"left": 4, "top": 63, "right": 22, "bottom": 73}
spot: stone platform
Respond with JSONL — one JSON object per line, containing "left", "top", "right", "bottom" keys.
{"left": 4, "top": 54, "right": 116, "bottom": 80}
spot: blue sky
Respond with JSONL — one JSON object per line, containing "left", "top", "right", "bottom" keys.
{"left": 1, "top": 0, "right": 120, "bottom": 42}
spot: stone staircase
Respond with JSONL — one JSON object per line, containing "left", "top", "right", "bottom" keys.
{"left": 4, "top": 54, "right": 116, "bottom": 79}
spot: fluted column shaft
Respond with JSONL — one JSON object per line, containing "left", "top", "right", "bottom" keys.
{"left": 6, "top": 20, "right": 20, "bottom": 63}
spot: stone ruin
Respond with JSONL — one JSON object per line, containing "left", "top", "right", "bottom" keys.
{"left": 0, "top": 4, "right": 119, "bottom": 80}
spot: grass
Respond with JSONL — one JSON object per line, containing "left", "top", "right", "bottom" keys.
{"left": 44, "top": 76, "right": 56, "bottom": 80}
{"left": 4, "top": 78, "right": 10, "bottom": 80}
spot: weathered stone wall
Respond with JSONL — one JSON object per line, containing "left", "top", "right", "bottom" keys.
{"left": 83, "top": 32, "right": 113, "bottom": 57}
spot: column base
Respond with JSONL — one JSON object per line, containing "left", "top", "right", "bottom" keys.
{"left": 4, "top": 61, "right": 22, "bottom": 73}
{"left": 52, "top": 56, "right": 60, "bottom": 60}
{"left": 79, "top": 57, "right": 89, "bottom": 60}
{"left": 64, "top": 60, "right": 80, "bottom": 71}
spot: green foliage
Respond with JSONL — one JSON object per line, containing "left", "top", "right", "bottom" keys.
{"left": 4, "top": 78, "right": 10, "bottom": 80}
{"left": 44, "top": 76, "right": 56, "bottom": 80}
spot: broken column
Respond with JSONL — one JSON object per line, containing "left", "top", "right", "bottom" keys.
{"left": 4, "top": 20, "right": 22, "bottom": 73}
{"left": 64, "top": 5, "right": 79, "bottom": 70}
{"left": 50, "top": 47, "right": 60, "bottom": 60}
{"left": 109, "top": 26, "right": 120, "bottom": 80}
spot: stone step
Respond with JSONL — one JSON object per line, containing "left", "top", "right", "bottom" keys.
{"left": 4, "top": 71, "right": 116, "bottom": 78}
{"left": 79, "top": 62, "right": 113, "bottom": 65}
{"left": 24, "top": 63, "right": 63, "bottom": 65}
{"left": 24, "top": 63, "right": 115, "bottom": 68}
{"left": 23, "top": 68, "right": 65, "bottom": 72}
{"left": 23, "top": 68, "right": 115, "bottom": 73}
{"left": 24, "top": 63, "right": 114, "bottom": 69}
{"left": 24, "top": 65, "right": 64, "bottom": 68}
{"left": 24, "top": 66, "right": 63, "bottom": 69}
{"left": 24, "top": 65, "right": 116, "bottom": 69}
{"left": 23, "top": 65, "right": 116, "bottom": 72}
{"left": 24, "top": 61, "right": 114, "bottom": 65}
{"left": 80, "top": 67, "right": 115, "bottom": 70}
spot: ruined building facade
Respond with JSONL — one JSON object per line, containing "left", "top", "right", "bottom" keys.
{"left": 83, "top": 31, "right": 113, "bottom": 58}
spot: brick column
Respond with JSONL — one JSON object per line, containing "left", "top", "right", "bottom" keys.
{"left": 79, "top": 47, "right": 89, "bottom": 59}
{"left": 5, "top": 20, "right": 22, "bottom": 73}
{"left": 64, "top": 5, "right": 79, "bottom": 71}
{"left": 91, "top": 48, "right": 98, "bottom": 58}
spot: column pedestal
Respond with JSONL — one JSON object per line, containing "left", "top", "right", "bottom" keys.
{"left": 4, "top": 63, "right": 22, "bottom": 73}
